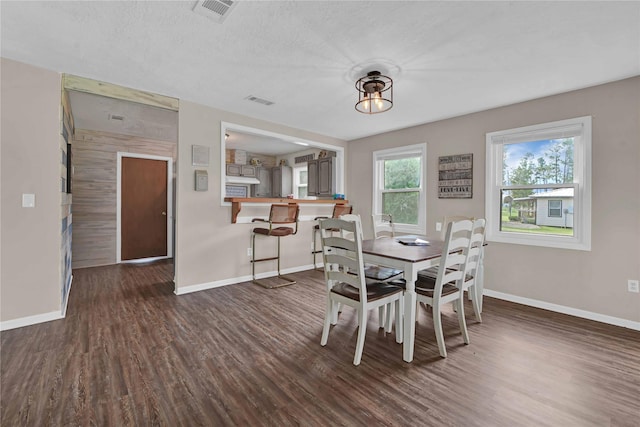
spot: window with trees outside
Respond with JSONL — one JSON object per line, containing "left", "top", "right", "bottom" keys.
{"left": 485, "top": 116, "right": 591, "bottom": 250}
{"left": 373, "top": 144, "right": 427, "bottom": 235}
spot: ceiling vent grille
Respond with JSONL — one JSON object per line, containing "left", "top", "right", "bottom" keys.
{"left": 244, "top": 95, "right": 275, "bottom": 106}
{"left": 193, "top": 0, "right": 237, "bottom": 23}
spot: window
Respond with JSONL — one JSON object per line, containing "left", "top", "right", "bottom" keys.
{"left": 294, "top": 166, "right": 308, "bottom": 199}
{"left": 485, "top": 116, "right": 591, "bottom": 250}
{"left": 548, "top": 200, "right": 562, "bottom": 217}
{"left": 373, "top": 144, "right": 427, "bottom": 234}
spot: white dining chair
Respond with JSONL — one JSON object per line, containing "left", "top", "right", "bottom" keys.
{"left": 340, "top": 213, "right": 403, "bottom": 330}
{"left": 319, "top": 217, "right": 404, "bottom": 366}
{"left": 311, "top": 204, "right": 353, "bottom": 268}
{"left": 439, "top": 215, "right": 474, "bottom": 240}
{"left": 414, "top": 219, "right": 473, "bottom": 358}
{"left": 460, "top": 218, "right": 486, "bottom": 321}
{"left": 371, "top": 213, "right": 395, "bottom": 239}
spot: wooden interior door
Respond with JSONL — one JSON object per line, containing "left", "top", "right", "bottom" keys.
{"left": 121, "top": 157, "right": 168, "bottom": 261}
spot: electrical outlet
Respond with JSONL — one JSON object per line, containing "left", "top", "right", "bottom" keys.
{"left": 435, "top": 222, "right": 442, "bottom": 232}
{"left": 247, "top": 248, "right": 252, "bottom": 257}
{"left": 628, "top": 280, "right": 639, "bottom": 293}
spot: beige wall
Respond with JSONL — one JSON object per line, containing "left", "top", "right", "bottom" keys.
{"left": 175, "top": 101, "right": 347, "bottom": 291}
{"left": 348, "top": 77, "right": 640, "bottom": 324}
{"left": 1, "top": 58, "right": 62, "bottom": 321}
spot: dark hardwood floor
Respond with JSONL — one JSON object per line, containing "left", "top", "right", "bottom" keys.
{"left": 2, "top": 260, "right": 639, "bottom": 426}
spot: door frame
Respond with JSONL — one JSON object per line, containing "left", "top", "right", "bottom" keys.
{"left": 116, "top": 152, "right": 174, "bottom": 263}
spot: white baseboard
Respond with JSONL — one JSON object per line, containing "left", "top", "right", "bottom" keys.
{"left": 0, "top": 310, "right": 64, "bottom": 331}
{"left": 175, "top": 264, "right": 317, "bottom": 295}
{"left": 484, "top": 289, "right": 640, "bottom": 331}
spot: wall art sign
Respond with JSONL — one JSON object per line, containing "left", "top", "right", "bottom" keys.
{"left": 438, "top": 153, "right": 473, "bottom": 199}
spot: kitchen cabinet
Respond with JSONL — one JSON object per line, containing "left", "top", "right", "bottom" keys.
{"left": 271, "top": 165, "right": 293, "bottom": 197}
{"left": 226, "top": 164, "right": 256, "bottom": 177}
{"left": 251, "top": 167, "right": 272, "bottom": 197}
{"left": 308, "top": 157, "right": 336, "bottom": 197}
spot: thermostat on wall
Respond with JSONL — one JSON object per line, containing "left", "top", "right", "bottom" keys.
{"left": 195, "top": 170, "right": 208, "bottom": 191}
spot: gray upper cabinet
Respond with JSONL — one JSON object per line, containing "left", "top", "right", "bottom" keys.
{"left": 272, "top": 165, "right": 293, "bottom": 198}
{"left": 251, "top": 167, "right": 272, "bottom": 197}
{"left": 308, "top": 157, "right": 336, "bottom": 197}
{"left": 226, "top": 164, "right": 256, "bottom": 177}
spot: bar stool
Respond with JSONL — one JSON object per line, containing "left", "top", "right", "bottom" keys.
{"left": 312, "top": 204, "right": 352, "bottom": 268}
{"left": 251, "top": 203, "right": 300, "bottom": 289}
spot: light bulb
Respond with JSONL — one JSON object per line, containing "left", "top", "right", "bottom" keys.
{"left": 372, "top": 91, "right": 382, "bottom": 110}
{"left": 362, "top": 93, "right": 369, "bottom": 110}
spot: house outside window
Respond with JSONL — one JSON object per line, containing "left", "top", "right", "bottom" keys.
{"left": 294, "top": 166, "right": 308, "bottom": 199}
{"left": 373, "top": 143, "right": 427, "bottom": 235}
{"left": 485, "top": 116, "right": 591, "bottom": 250}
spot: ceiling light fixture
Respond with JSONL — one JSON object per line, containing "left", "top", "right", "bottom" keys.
{"left": 355, "top": 70, "right": 393, "bottom": 114}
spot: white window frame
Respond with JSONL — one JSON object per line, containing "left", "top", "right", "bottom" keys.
{"left": 372, "top": 143, "right": 427, "bottom": 235}
{"left": 485, "top": 116, "right": 591, "bottom": 250}
{"left": 293, "top": 165, "right": 308, "bottom": 199}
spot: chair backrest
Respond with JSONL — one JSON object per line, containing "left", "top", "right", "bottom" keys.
{"left": 433, "top": 219, "right": 473, "bottom": 302}
{"left": 338, "top": 214, "right": 363, "bottom": 241}
{"left": 463, "top": 218, "right": 486, "bottom": 287}
{"left": 440, "top": 215, "right": 474, "bottom": 240}
{"left": 332, "top": 204, "right": 353, "bottom": 218}
{"left": 269, "top": 204, "right": 299, "bottom": 224}
{"left": 371, "top": 213, "right": 395, "bottom": 238}
{"left": 319, "top": 218, "right": 367, "bottom": 304}
{"left": 269, "top": 204, "right": 300, "bottom": 234}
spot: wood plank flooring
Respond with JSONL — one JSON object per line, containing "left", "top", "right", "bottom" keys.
{"left": 2, "top": 261, "right": 639, "bottom": 426}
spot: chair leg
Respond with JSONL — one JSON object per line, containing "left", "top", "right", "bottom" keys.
{"left": 395, "top": 297, "right": 403, "bottom": 344}
{"left": 312, "top": 228, "right": 323, "bottom": 270}
{"left": 251, "top": 232, "right": 257, "bottom": 281}
{"left": 456, "top": 297, "right": 470, "bottom": 345}
{"left": 251, "top": 234, "right": 296, "bottom": 289}
{"left": 470, "top": 285, "right": 482, "bottom": 323}
{"left": 432, "top": 303, "right": 447, "bottom": 358}
{"left": 321, "top": 296, "right": 333, "bottom": 346}
{"left": 378, "top": 306, "right": 385, "bottom": 329}
{"left": 384, "top": 304, "right": 393, "bottom": 333}
{"left": 353, "top": 308, "right": 367, "bottom": 366}
{"left": 331, "top": 301, "right": 339, "bottom": 325}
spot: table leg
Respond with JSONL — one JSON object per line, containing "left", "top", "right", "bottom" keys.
{"left": 403, "top": 267, "right": 417, "bottom": 363}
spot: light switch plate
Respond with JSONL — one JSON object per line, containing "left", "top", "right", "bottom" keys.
{"left": 22, "top": 193, "right": 35, "bottom": 208}
{"left": 436, "top": 222, "right": 442, "bottom": 232}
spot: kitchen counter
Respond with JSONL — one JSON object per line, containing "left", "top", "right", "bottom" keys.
{"left": 224, "top": 197, "right": 348, "bottom": 223}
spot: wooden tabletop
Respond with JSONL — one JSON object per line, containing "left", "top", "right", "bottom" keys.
{"left": 361, "top": 236, "right": 445, "bottom": 263}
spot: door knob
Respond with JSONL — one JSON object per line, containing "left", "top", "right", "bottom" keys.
{"left": 162, "top": 212, "right": 167, "bottom": 216}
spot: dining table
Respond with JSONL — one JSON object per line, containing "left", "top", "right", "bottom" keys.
{"left": 360, "top": 236, "right": 485, "bottom": 363}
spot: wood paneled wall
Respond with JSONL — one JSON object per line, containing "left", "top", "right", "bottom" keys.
{"left": 60, "top": 90, "right": 74, "bottom": 309}
{"left": 71, "top": 129, "right": 176, "bottom": 269}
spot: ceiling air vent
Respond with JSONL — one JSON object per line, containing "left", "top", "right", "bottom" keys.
{"left": 244, "top": 95, "right": 275, "bottom": 106}
{"left": 193, "top": 0, "right": 237, "bottom": 23}
{"left": 108, "top": 114, "right": 125, "bottom": 121}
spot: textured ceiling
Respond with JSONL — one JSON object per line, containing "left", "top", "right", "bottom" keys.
{"left": 2, "top": 1, "right": 639, "bottom": 141}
